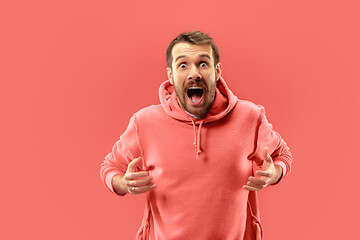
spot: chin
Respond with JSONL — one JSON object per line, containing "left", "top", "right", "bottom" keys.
{"left": 186, "top": 105, "right": 209, "bottom": 119}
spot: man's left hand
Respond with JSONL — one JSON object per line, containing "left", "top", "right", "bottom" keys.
{"left": 242, "top": 147, "right": 283, "bottom": 191}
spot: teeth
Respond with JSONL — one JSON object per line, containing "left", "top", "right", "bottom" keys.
{"left": 188, "top": 87, "right": 203, "bottom": 90}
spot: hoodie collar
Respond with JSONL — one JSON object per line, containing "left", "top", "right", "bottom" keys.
{"left": 159, "top": 76, "right": 238, "bottom": 158}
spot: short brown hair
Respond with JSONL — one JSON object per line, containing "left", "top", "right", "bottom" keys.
{"left": 166, "top": 30, "right": 220, "bottom": 69}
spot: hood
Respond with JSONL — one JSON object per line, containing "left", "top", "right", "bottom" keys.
{"left": 159, "top": 76, "right": 238, "bottom": 158}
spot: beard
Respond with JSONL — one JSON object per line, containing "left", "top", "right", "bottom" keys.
{"left": 173, "top": 79, "right": 216, "bottom": 119}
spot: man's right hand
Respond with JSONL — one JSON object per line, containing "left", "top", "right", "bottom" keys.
{"left": 112, "top": 157, "right": 157, "bottom": 195}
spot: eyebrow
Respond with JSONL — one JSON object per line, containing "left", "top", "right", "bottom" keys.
{"left": 199, "top": 54, "right": 211, "bottom": 60}
{"left": 174, "top": 54, "right": 211, "bottom": 63}
{"left": 174, "top": 55, "right": 186, "bottom": 63}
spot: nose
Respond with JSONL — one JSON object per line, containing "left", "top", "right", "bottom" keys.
{"left": 187, "top": 65, "right": 202, "bottom": 81}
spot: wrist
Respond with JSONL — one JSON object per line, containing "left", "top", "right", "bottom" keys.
{"left": 272, "top": 165, "right": 283, "bottom": 185}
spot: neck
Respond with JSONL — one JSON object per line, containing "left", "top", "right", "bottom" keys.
{"left": 185, "top": 110, "right": 202, "bottom": 120}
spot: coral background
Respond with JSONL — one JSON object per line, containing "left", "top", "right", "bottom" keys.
{"left": 1, "top": 0, "right": 359, "bottom": 239}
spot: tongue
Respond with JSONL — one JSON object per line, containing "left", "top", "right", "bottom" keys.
{"left": 191, "top": 92, "right": 202, "bottom": 101}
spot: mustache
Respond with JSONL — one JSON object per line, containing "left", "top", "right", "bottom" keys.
{"left": 186, "top": 80, "right": 207, "bottom": 91}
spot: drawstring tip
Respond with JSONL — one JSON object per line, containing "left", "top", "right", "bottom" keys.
{"left": 196, "top": 150, "right": 201, "bottom": 159}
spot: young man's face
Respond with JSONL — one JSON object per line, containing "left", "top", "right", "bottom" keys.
{"left": 167, "top": 42, "right": 222, "bottom": 119}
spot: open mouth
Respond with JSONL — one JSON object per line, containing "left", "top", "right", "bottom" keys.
{"left": 186, "top": 87, "right": 204, "bottom": 104}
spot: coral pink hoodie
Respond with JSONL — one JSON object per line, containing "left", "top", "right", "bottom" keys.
{"left": 100, "top": 77, "right": 293, "bottom": 240}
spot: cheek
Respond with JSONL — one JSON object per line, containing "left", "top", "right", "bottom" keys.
{"left": 202, "top": 69, "right": 216, "bottom": 79}
{"left": 208, "top": 82, "right": 217, "bottom": 96}
{"left": 173, "top": 74, "right": 186, "bottom": 85}
{"left": 177, "top": 71, "right": 188, "bottom": 79}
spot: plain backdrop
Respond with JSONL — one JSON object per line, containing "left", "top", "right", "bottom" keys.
{"left": 1, "top": 0, "right": 359, "bottom": 239}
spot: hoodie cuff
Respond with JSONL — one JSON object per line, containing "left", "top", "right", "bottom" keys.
{"left": 105, "top": 170, "right": 126, "bottom": 195}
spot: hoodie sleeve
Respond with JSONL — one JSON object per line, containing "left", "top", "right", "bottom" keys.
{"left": 248, "top": 105, "right": 293, "bottom": 185}
{"left": 100, "top": 114, "right": 143, "bottom": 195}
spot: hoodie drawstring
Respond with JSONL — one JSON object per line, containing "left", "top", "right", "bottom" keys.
{"left": 190, "top": 119, "right": 204, "bottom": 159}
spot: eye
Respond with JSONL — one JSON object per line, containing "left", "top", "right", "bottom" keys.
{"left": 179, "top": 63, "right": 186, "bottom": 68}
{"left": 200, "top": 62, "right": 207, "bottom": 67}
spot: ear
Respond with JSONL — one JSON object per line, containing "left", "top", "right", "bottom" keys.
{"left": 215, "top": 62, "right": 222, "bottom": 81}
{"left": 167, "top": 67, "right": 174, "bottom": 85}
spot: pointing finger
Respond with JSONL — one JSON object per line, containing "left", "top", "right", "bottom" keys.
{"left": 262, "top": 147, "right": 272, "bottom": 163}
{"left": 128, "top": 157, "right": 142, "bottom": 172}
{"left": 262, "top": 147, "right": 269, "bottom": 160}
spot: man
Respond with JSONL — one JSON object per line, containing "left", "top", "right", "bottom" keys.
{"left": 100, "top": 30, "right": 293, "bottom": 240}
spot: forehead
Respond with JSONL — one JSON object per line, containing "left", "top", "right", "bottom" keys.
{"left": 172, "top": 42, "right": 213, "bottom": 62}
